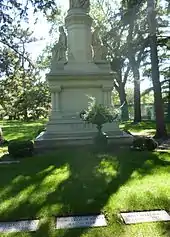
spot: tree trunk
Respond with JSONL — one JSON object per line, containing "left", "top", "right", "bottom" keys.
{"left": 23, "top": 112, "right": 28, "bottom": 121}
{"left": 118, "top": 83, "right": 129, "bottom": 121}
{"left": 147, "top": 0, "right": 167, "bottom": 138}
{"left": 8, "top": 115, "right": 13, "bottom": 120}
{"left": 167, "top": 80, "right": 170, "bottom": 121}
{"left": 150, "top": 34, "right": 167, "bottom": 138}
{"left": 127, "top": 12, "right": 141, "bottom": 123}
{"left": 23, "top": 106, "right": 28, "bottom": 121}
{"left": 133, "top": 68, "right": 141, "bottom": 123}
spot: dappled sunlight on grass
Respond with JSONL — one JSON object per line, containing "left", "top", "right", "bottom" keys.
{"left": 0, "top": 185, "right": 36, "bottom": 216}
{"left": 132, "top": 129, "right": 155, "bottom": 136}
{"left": 0, "top": 120, "right": 170, "bottom": 236}
{"left": 122, "top": 222, "right": 169, "bottom": 237}
{"left": 120, "top": 121, "right": 170, "bottom": 136}
{"left": 0, "top": 119, "right": 47, "bottom": 126}
{"left": 0, "top": 120, "right": 46, "bottom": 141}
{"left": 0, "top": 148, "right": 169, "bottom": 236}
{"left": 94, "top": 155, "right": 118, "bottom": 183}
{"left": 105, "top": 169, "right": 170, "bottom": 215}
{"left": 0, "top": 162, "right": 70, "bottom": 220}
{"left": 30, "top": 165, "right": 70, "bottom": 217}
{"left": 4, "top": 132, "right": 31, "bottom": 141}
{"left": 0, "top": 146, "right": 8, "bottom": 158}
{"left": 37, "top": 165, "right": 55, "bottom": 176}
{"left": 40, "top": 165, "right": 70, "bottom": 187}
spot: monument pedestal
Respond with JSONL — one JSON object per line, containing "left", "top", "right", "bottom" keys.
{"left": 35, "top": 71, "right": 133, "bottom": 149}
{"left": 35, "top": 5, "right": 133, "bottom": 149}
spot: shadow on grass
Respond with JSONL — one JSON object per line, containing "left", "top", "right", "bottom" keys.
{"left": 161, "top": 222, "right": 170, "bottom": 237}
{"left": 0, "top": 149, "right": 169, "bottom": 237}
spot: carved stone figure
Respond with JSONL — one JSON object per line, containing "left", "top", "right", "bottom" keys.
{"left": 51, "top": 26, "right": 67, "bottom": 65}
{"left": 69, "top": 0, "right": 90, "bottom": 10}
{"left": 92, "top": 27, "right": 108, "bottom": 61}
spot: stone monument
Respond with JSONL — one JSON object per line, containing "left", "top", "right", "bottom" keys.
{"left": 35, "top": 0, "right": 132, "bottom": 148}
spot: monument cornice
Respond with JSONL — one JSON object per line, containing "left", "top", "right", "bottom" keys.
{"left": 65, "top": 12, "right": 92, "bottom": 27}
{"left": 46, "top": 72, "right": 114, "bottom": 80}
{"left": 102, "top": 86, "right": 113, "bottom": 92}
{"left": 50, "top": 86, "right": 61, "bottom": 93}
{"left": 60, "top": 84, "right": 102, "bottom": 89}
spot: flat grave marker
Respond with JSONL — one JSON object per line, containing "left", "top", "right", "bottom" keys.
{"left": 121, "top": 210, "right": 170, "bottom": 224}
{"left": 56, "top": 214, "right": 107, "bottom": 229}
{"left": 0, "top": 220, "right": 39, "bottom": 233}
{"left": 0, "top": 161, "right": 20, "bottom": 164}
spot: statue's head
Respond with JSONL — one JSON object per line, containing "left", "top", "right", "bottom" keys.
{"left": 59, "top": 26, "right": 64, "bottom": 33}
{"left": 95, "top": 26, "right": 100, "bottom": 32}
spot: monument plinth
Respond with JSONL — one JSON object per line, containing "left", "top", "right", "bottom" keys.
{"left": 35, "top": 0, "right": 132, "bottom": 149}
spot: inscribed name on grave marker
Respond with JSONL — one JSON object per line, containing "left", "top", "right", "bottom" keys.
{"left": 0, "top": 220, "right": 39, "bottom": 233}
{"left": 121, "top": 210, "right": 170, "bottom": 224}
{"left": 56, "top": 214, "right": 107, "bottom": 229}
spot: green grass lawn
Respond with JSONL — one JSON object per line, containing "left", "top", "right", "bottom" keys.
{"left": 0, "top": 119, "right": 47, "bottom": 141}
{"left": 0, "top": 120, "right": 169, "bottom": 142}
{"left": 0, "top": 120, "right": 46, "bottom": 157}
{"left": 0, "top": 120, "right": 170, "bottom": 236}
{"left": 0, "top": 149, "right": 170, "bottom": 237}
{"left": 120, "top": 121, "right": 170, "bottom": 136}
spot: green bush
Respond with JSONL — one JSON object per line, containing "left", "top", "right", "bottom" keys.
{"left": 8, "top": 140, "right": 34, "bottom": 158}
{"left": 80, "top": 96, "right": 119, "bottom": 151}
{"left": 80, "top": 96, "right": 118, "bottom": 133}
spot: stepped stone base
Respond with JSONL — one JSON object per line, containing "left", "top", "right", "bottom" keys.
{"left": 35, "top": 129, "right": 133, "bottom": 150}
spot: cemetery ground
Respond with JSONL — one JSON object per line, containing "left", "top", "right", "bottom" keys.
{"left": 0, "top": 120, "right": 170, "bottom": 236}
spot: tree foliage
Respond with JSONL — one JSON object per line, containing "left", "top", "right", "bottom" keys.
{"left": 0, "top": 0, "right": 58, "bottom": 64}
{"left": 0, "top": 0, "right": 54, "bottom": 120}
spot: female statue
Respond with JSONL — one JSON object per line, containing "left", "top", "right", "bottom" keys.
{"left": 70, "top": 0, "right": 90, "bottom": 10}
{"left": 92, "top": 27, "right": 107, "bottom": 61}
{"left": 51, "top": 26, "right": 67, "bottom": 63}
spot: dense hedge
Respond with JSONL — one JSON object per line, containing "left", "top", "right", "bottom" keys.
{"left": 8, "top": 140, "right": 34, "bottom": 158}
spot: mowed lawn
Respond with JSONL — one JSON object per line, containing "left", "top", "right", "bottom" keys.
{"left": 0, "top": 120, "right": 170, "bottom": 141}
{"left": 120, "top": 121, "right": 170, "bottom": 136}
{"left": 0, "top": 120, "right": 169, "bottom": 237}
{"left": 0, "top": 120, "right": 46, "bottom": 156}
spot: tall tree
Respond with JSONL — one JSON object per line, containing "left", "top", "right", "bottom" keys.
{"left": 91, "top": 0, "right": 130, "bottom": 120}
{"left": 122, "top": 0, "right": 168, "bottom": 137}
{"left": 121, "top": 0, "right": 151, "bottom": 123}
{"left": 0, "top": 24, "right": 50, "bottom": 120}
{"left": 139, "top": 12, "right": 170, "bottom": 120}
{"left": 147, "top": 0, "right": 167, "bottom": 137}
